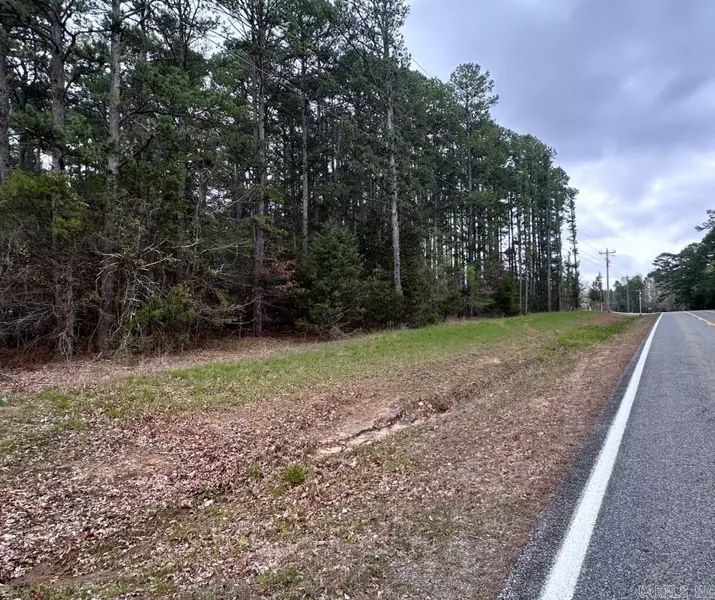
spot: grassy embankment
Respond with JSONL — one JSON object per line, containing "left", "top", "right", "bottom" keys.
{"left": 2, "top": 312, "right": 627, "bottom": 444}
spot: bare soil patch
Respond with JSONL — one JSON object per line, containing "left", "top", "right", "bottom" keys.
{"left": 0, "top": 315, "right": 653, "bottom": 599}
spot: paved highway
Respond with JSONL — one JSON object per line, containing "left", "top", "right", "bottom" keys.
{"left": 502, "top": 311, "right": 715, "bottom": 600}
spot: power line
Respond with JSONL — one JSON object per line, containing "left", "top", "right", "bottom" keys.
{"left": 578, "top": 223, "right": 610, "bottom": 248}
{"left": 580, "top": 238, "right": 604, "bottom": 255}
{"left": 410, "top": 56, "right": 434, "bottom": 79}
{"left": 576, "top": 222, "right": 609, "bottom": 256}
{"left": 580, "top": 223, "right": 602, "bottom": 237}
{"left": 579, "top": 247, "right": 603, "bottom": 263}
{"left": 580, "top": 255, "right": 606, "bottom": 270}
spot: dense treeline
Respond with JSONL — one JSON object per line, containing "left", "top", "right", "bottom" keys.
{"left": 611, "top": 276, "right": 655, "bottom": 313}
{"left": 587, "top": 272, "right": 657, "bottom": 314}
{"left": 651, "top": 210, "right": 715, "bottom": 310}
{"left": 0, "top": 0, "right": 581, "bottom": 356}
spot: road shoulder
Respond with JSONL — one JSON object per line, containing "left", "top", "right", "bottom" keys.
{"left": 499, "top": 315, "right": 658, "bottom": 600}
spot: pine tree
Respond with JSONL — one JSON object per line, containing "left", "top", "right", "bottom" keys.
{"left": 0, "top": 0, "right": 585, "bottom": 354}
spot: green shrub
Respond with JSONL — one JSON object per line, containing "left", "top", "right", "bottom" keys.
{"left": 0, "top": 170, "right": 87, "bottom": 239}
{"left": 299, "top": 222, "right": 365, "bottom": 334}
{"left": 463, "top": 264, "right": 495, "bottom": 316}
{"left": 402, "top": 259, "right": 439, "bottom": 327}
{"left": 434, "top": 283, "right": 462, "bottom": 319}
{"left": 131, "top": 285, "right": 197, "bottom": 351}
{"left": 364, "top": 267, "right": 404, "bottom": 328}
{"left": 493, "top": 274, "right": 520, "bottom": 316}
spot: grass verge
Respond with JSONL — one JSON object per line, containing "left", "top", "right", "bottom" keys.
{"left": 0, "top": 312, "right": 632, "bottom": 460}
{"left": 5, "top": 312, "right": 616, "bottom": 422}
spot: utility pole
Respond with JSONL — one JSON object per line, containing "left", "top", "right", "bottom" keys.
{"left": 626, "top": 275, "right": 630, "bottom": 313}
{"left": 639, "top": 290, "right": 643, "bottom": 314}
{"left": 599, "top": 249, "right": 616, "bottom": 312}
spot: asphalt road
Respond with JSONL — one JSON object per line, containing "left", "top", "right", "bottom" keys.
{"left": 572, "top": 311, "right": 715, "bottom": 598}
{"left": 502, "top": 311, "right": 715, "bottom": 600}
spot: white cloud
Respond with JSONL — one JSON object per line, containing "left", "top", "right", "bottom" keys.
{"left": 570, "top": 151, "right": 713, "bottom": 282}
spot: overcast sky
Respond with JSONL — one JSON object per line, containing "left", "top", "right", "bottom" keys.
{"left": 404, "top": 0, "right": 715, "bottom": 284}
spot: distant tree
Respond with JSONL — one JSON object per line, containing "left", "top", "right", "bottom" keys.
{"left": 564, "top": 187, "right": 580, "bottom": 309}
{"left": 651, "top": 211, "right": 715, "bottom": 310}
{"left": 589, "top": 273, "right": 603, "bottom": 310}
{"left": 696, "top": 209, "right": 715, "bottom": 232}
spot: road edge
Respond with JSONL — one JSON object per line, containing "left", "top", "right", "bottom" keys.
{"left": 497, "top": 315, "right": 660, "bottom": 600}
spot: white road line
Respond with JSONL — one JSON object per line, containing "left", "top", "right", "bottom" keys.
{"left": 539, "top": 313, "right": 664, "bottom": 600}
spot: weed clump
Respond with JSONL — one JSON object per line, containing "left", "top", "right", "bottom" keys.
{"left": 281, "top": 464, "right": 307, "bottom": 486}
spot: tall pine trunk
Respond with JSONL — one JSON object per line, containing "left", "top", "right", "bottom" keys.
{"left": 252, "top": 62, "right": 266, "bottom": 335}
{"left": 546, "top": 192, "right": 552, "bottom": 312}
{"left": 387, "top": 101, "right": 401, "bottom": 294}
{"left": 98, "top": 0, "right": 122, "bottom": 351}
{"left": 0, "top": 39, "right": 10, "bottom": 185}
{"left": 384, "top": 31, "right": 401, "bottom": 294}
{"left": 50, "top": 13, "right": 75, "bottom": 357}
{"left": 301, "top": 61, "right": 309, "bottom": 254}
{"left": 467, "top": 140, "right": 474, "bottom": 269}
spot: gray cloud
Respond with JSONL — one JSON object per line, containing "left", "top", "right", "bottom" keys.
{"left": 405, "top": 0, "right": 715, "bottom": 279}
{"left": 657, "top": 73, "right": 708, "bottom": 108}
